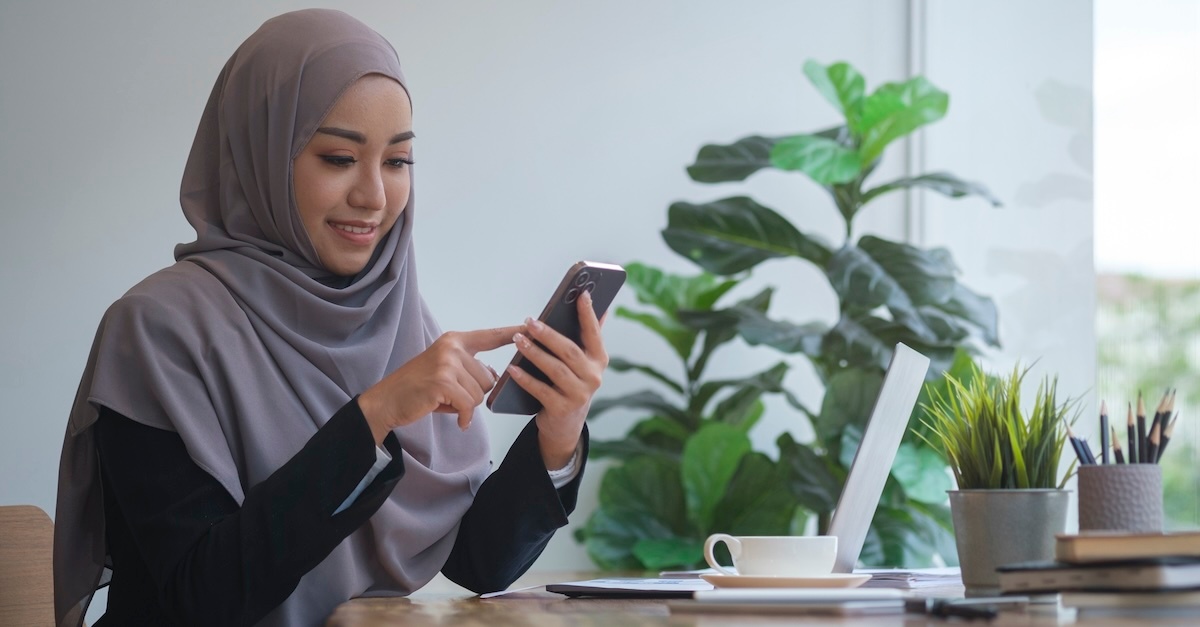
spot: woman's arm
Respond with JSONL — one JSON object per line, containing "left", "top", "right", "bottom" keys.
{"left": 439, "top": 417, "right": 588, "bottom": 593}
{"left": 95, "top": 398, "right": 402, "bottom": 627}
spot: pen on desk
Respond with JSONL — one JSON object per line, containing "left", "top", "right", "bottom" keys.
{"left": 1127, "top": 402, "right": 1138, "bottom": 464}
{"left": 1100, "top": 400, "right": 1109, "bottom": 464}
{"left": 1111, "top": 425, "right": 1125, "bottom": 464}
{"left": 906, "top": 599, "right": 998, "bottom": 621}
{"left": 1137, "top": 391, "right": 1147, "bottom": 463}
{"left": 1158, "top": 412, "right": 1179, "bottom": 462}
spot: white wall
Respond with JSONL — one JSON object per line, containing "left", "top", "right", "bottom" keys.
{"left": 921, "top": 1, "right": 1096, "bottom": 443}
{"left": 0, "top": 0, "right": 1092, "bottom": 615}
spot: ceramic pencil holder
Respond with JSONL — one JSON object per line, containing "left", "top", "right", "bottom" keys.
{"left": 1077, "top": 464, "right": 1163, "bottom": 533}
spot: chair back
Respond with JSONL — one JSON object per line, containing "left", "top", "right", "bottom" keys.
{"left": 0, "top": 505, "right": 55, "bottom": 626}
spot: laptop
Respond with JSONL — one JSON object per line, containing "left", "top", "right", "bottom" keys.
{"left": 543, "top": 343, "right": 930, "bottom": 597}
{"left": 827, "top": 342, "right": 930, "bottom": 572}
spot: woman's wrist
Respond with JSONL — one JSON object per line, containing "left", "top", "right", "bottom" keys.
{"left": 537, "top": 430, "right": 579, "bottom": 471}
{"left": 355, "top": 391, "right": 391, "bottom": 446}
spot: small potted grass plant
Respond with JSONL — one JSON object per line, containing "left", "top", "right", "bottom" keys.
{"left": 919, "top": 358, "right": 1078, "bottom": 595}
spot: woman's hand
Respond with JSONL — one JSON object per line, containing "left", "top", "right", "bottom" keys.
{"left": 507, "top": 290, "right": 609, "bottom": 470}
{"left": 358, "top": 325, "right": 523, "bottom": 444}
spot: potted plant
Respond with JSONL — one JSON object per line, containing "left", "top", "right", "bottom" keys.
{"left": 577, "top": 59, "right": 1002, "bottom": 570}
{"left": 919, "top": 358, "right": 1078, "bottom": 595}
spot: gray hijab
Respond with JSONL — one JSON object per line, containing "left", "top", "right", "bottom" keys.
{"left": 54, "top": 10, "right": 491, "bottom": 626}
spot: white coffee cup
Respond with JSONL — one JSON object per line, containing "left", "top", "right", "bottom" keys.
{"left": 703, "top": 533, "right": 838, "bottom": 577}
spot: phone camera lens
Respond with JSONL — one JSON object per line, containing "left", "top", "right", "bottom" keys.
{"left": 574, "top": 271, "right": 590, "bottom": 287}
{"left": 564, "top": 287, "right": 579, "bottom": 304}
{"left": 583, "top": 281, "right": 596, "bottom": 294}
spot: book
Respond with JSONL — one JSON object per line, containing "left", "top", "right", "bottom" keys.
{"left": 1062, "top": 589, "right": 1200, "bottom": 616}
{"left": 998, "top": 557, "right": 1200, "bottom": 593}
{"left": 668, "top": 589, "right": 904, "bottom": 616}
{"left": 1055, "top": 531, "right": 1200, "bottom": 563}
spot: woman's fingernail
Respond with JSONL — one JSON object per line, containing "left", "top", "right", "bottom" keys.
{"left": 526, "top": 317, "right": 544, "bottom": 331}
{"left": 513, "top": 332, "right": 526, "bottom": 345}
{"left": 581, "top": 290, "right": 592, "bottom": 303}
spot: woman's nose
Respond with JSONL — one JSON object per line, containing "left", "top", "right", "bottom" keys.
{"left": 348, "top": 166, "right": 386, "bottom": 211}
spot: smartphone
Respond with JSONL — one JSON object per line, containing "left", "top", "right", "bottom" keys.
{"left": 486, "top": 261, "right": 626, "bottom": 415}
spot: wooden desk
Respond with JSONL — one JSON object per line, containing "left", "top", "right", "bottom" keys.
{"left": 325, "top": 571, "right": 1194, "bottom": 626}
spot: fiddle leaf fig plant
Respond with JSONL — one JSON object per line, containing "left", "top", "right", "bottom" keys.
{"left": 578, "top": 60, "right": 1001, "bottom": 570}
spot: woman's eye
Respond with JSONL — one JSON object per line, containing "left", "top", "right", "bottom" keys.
{"left": 320, "top": 155, "right": 356, "bottom": 167}
{"left": 386, "top": 157, "right": 415, "bottom": 169}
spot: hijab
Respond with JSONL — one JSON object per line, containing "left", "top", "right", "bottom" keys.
{"left": 54, "top": 10, "right": 491, "bottom": 626}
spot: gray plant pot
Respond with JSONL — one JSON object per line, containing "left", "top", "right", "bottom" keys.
{"left": 948, "top": 489, "right": 1070, "bottom": 596}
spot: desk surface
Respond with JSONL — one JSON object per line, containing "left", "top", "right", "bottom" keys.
{"left": 325, "top": 572, "right": 1200, "bottom": 626}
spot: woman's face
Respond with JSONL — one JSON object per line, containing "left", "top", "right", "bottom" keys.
{"left": 293, "top": 75, "right": 413, "bottom": 276}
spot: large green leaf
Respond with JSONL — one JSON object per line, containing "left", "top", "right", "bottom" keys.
{"left": 686, "top": 135, "right": 780, "bottom": 183}
{"left": 608, "top": 357, "right": 684, "bottom": 395}
{"left": 820, "top": 315, "right": 896, "bottom": 373}
{"left": 891, "top": 442, "right": 953, "bottom": 504}
{"left": 936, "top": 284, "right": 1001, "bottom": 347}
{"left": 821, "top": 313, "right": 955, "bottom": 381}
{"left": 691, "top": 361, "right": 806, "bottom": 421}
{"left": 663, "top": 196, "right": 833, "bottom": 275}
{"left": 734, "top": 308, "right": 827, "bottom": 358}
{"left": 770, "top": 134, "right": 861, "bottom": 186}
{"left": 588, "top": 390, "right": 693, "bottom": 428}
{"left": 830, "top": 237, "right": 958, "bottom": 309}
{"left": 860, "top": 499, "right": 956, "bottom": 568}
{"left": 711, "top": 364, "right": 788, "bottom": 429}
{"left": 862, "top": 172, "right": 1002, "bottom": 207}
{"left": 583, "top": 456, "right": 688, "bottom": 569}
{"left": 632, "top": 537, "right": 704, "bottom": 570}
{"left": 684, "top": 289, "right": 773, "bottom": 384}
{"left": 826, "top": 237, "right": 958, "bottom": 341}
{"left": 614, "top": 307, "right": 697, "bottom": 362}
{"left": 803, "top": 60, "right": 866, "bottom": 133}
{"left": 859, "top": 77, "right": 949, "bottom": 165}
{"left": 685, "top": 127, "right": 848, "bottom": 184}
{"left": 816, "top": 368, "right": 884, "bottom": 452}
{"left": 617, "top": 263, "right": 744, "bottom": 362}
{"left": 625, "top": 262, "right": 741, "bottom": 314}
{"left": 777, "top": 433, "right": 844, "bottom": 513}
{"left": 712, "top": 452, "right": 800, "bottom": 536}
{"left": 681, "top": 422, "right": 752, "bottom": 532}
{"left": 590, "top": 435, "right": 680, "bottom": 461}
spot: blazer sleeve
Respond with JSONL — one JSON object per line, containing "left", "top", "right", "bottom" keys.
{"left": 94, "top": 397, "right": 403, "bottom": 627}
{"left": 440, "top": 418, "right": 589, "bottom": 593}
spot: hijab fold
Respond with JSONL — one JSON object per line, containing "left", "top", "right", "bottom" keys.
{"left": 54, "top": 10, "right": 491, "bottom": 626}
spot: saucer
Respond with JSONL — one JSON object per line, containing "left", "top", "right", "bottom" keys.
{"left": 700, "top": 573, "right": 871, "bottom": 589}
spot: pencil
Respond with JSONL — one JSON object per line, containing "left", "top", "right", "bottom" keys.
{"left": 1157, "top": 411, "right": 1179, "bottom": 462}
{"left": 1111, "top": 425, "right": 1126, "bottom": 464}
{"left": 1147, "top": 389, "right": 1169, "bottom": 462}
{"left": 1066, "top": 425, "right": 1095, "bottom": 465}
{"left": 1100, "top": 400, "right": 1110, "bottom": 464}
{"left": 1147, "top": 420, "right": 1161, "bottom": 464}
{"left": 1137, "top": 391, "right": 1147, "bottom": 464}
{"left": 1127, "top": 402, "right": 1138, "bottom": 464}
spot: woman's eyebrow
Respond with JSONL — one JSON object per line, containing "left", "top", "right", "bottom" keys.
{"left": 315, "top": 127, "right": 415, "bottom": 145}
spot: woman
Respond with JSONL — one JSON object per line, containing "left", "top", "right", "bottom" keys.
{"left": 53, "top": 9, "right": 605, "bottom": 627}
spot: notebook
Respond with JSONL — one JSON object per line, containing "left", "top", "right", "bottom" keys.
{"left": 1055, "top": 531, "right": 1200, "bottom": 563}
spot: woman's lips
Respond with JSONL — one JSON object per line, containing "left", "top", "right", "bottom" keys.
{"left": 328, "top": 221, "right": 378, "bottom": 245}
